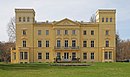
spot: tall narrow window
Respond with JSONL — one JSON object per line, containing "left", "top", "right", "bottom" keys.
{"left": 72, "top": 40, "right": 76, "bottom": 47}
{"left": 38, "top": 52, "right": 42, "bottom": 59}
{"left": 57, "top": 30, "right": 60, "bottom": 35}
{"left": 91, "top": 30, "right": 94, "bottom": 35}
{"left": 46, "top": 40, "right": 49, "bottom": 47}
{"left": 91, "top": 41, "right": 94, "bottom": 47}
{"left": 23, "top": 40, "right": 26, "bottom": 47}
{"left": 106, "top": 30, "right": 109, "bottom": 35}
{"left": 102, "top": 18, "right": 104, "bottom": 22}
{"left": 23, "top": 17, "right": 26, "bottom": 22}
{"left": 38, "top": 30, "right": 42, "bottom": 35}
{"left": 57, "top": 40, "right": 61, "bottom": 47}
{"left": 83, "top": 53, "right": 87, "bottom": 59}
{"left": 38, "top": 40, "right": 42, "bottom": 47}
{"left": 46, "top": 52, "right": 49, "bottom": 59}
{"left": 91, "top": 53, "right": 94, "bottom": 60}
{"left": 13, "top": 52, "right": 16, "bottom": 60}
{"left": 65, "top": 30, "right": 68, "bottom": 35}
{"left": 104, "top": 52, "right": 108, "bottom": 59}
{"left": 109, "top": 52, "right": 112, "bottom": 59}
{"left": 106, "top": 41, "right": 109, "bottom": 47}
{"left": 57, "top": 52, "right": 61, "bottom": 59}
{"left": 27, "top": 17, "right": 30, "bottom": 22}
{"left": 22, "top": 30, "right": 26, "bottom": 35}
{"left": 24, "top": 52, "right": 28, "bottom": 59}
{"left": 83, "top": 30, "right": 86, "bottom": 35}
{"left": 19, "top": 17, "right": 21, "bottom": 22}
{"left": 110, "top": 18, "right": 112, "bottom": 22}
{"left": 72, "top": 52, "right": 76, "bottom": 60}
{"left": 83, "top": 41, "right": 87, "bottom": 47}
{"left": 46, "top": 30, "right": 49, "bottom": 35}
{"left": 72, "top": 30, "right": 76, "bottom": 35}
{"left": 65, "top": 40, "right": 68, "bottom": 48}
{"left": 106, "top": 18, "right": 108, "bottom": 22}
{"left": 20, "top": 52, "right": 23, "bottom": 60}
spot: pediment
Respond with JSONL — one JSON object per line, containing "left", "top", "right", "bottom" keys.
{"left": 54, "top": 18, "right": 79, "bottom": 26}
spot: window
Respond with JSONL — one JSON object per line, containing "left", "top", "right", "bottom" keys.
{"left": 38, "top": 30, "right": 42, "bottom": 35}
{"left": 65, "top": 40, "right": 68, "bottom": 47}
{"left": 72, "top": 40, "right": 76, "bottom": 47}
{"left": 13, "top": 52, "right": 16, "bottom": 60}
{"left": 83, "top": 41, "right": 87, "bottom": 47}
{"left": 23, "top": 17, "right": 26, "bottom": 22}
{"left": 104, "top": 52, "right": 108, "bottom": 59}
{"left": 65, "top": 30, "right": 68, "bottom": 35}
{"left": 83, "top": 53, "right": 87, "bottom": 59}
{"left": 57, "top": 40, "right": 61, "bottom": 47}
{"left": 57, "top": 52, "right": 61, "bottom": 59}
{"left": 83, "top": 30, "right": 86, "bottom": 35}
{"left": 102, "top": 18, "right": 104, "bottom": 22}
{"left": 106, "top": 40, "right": 109, "bottom": 47}
{"left": 91, "top": 30, "right": 94, "bottom": 35}
{"left": 72, "top": 30, "right": 76, "bottom": 35}
{"left": 91, "top": 53, "right": 94, "bottom": 60}
{"left": 38, "top": 52, "right": 42, "bottom": 59}
{"left": 38, "top": 41, "right": 42, "bottom": 47}
{"left": 110, "top": 18, "right": 112, "bottom": 22}
{"left": 46, "top": 52, "right": 49, "bottom": 59}
{"left": 106, "top": 30, "right": 109, "bottom": 35}
{"left": 46, "top": 30, "right": 49, "bottom": 35}
{"left": 24, "top": 52, "right": 28, "bottom": 59}
{"left": 20, "top": 52, "right": 23, "bottom": 60}
{"left": 57, "top": 30, "right": 60, "bottom": 35}
{"left": 72, "top": 52, "right": 76, "bottom": 60}
{"left": 27, "top": 17, "right": 30, "bottom": 22}
{"left": 109, "top": 52, "right": 112, "bottom": 59}
{"left": 19, "top": 17, "right": 21, "bottom": 22}
{"left": 23, "top": 40, "right": 26, "bottom": 47}
{"left": 22, "top": 30, "right": 26, "bottom": 35}
{"left": 106, "top": 18, "right": 108, "bottom": 22}
{"left": 46, "top": 40, "right": 49, "bottom": 47}
{"left": 91, "top": 41, "right": 94, "bottom": 47}
{"left": 104, "top": 51, "right": 112, "bottom": 59}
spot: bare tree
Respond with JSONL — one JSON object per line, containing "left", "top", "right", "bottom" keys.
{"left": 7, "top": 17, "right": 16, "bottom": 42}
{"left": 90, "top": 14, "right": 96, "bottom": 23}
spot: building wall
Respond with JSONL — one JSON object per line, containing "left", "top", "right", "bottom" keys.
{"left": 11, "top": 9, "right": 116, "bottom": 63}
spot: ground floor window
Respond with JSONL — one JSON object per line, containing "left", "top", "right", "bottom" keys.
{"left": 38, "top": 52, "right": 42, "bottom": 59}
{"left": 20, "top": 52, "right": 28, "bottom": 60}
{"left": 13, "top": 52, "right": 16, "bottom": 60}
{"left": 104, "top": 51, "right": 112, "bottom": 59}
{"left": 56, "top": 52, "right": 61, "bottom": 59}
{"left": 83, "top": 53, "right": 87, "bottom": 59}
{"left": 72, "top": 52, "right": 76, "bottom": 60}
{"left": 91, "top": 52, "right": 94, "bottom": 60}
{"left": 46, "top": 52, "right": 49, "bottom": 60}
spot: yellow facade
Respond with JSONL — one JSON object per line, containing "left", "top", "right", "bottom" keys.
{"left": 11, "top": 9, "right": 116, "bottom": 63}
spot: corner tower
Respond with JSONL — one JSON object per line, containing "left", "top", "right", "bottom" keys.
{"left": 96, "top": 9, "right": 116, "bottom": 62}
{"left": 15, "top": 9, "right": 35, "bottom": 63}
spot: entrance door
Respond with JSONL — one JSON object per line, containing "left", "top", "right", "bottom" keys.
{"left": 64, "top": 52, "right": 69, "bottom": 60}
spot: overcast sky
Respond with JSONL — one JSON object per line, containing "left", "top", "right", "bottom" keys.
{"left": 0, "top": 0, "right": 130, "bottom": 41}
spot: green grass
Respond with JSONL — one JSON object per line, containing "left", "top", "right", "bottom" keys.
{"left": 0, "top": 62, "right": 130, "bottom": 77}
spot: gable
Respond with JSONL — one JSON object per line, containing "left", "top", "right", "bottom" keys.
{"left": 54, "top": 18, "right": 79, "bottom": 26}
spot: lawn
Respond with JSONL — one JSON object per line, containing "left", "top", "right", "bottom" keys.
{"left": 0, "top": 62, "right": 130, "bottom": 77}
